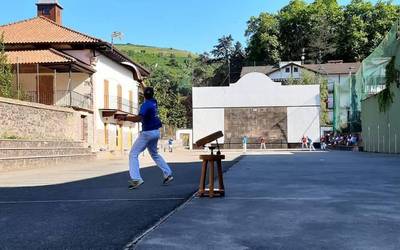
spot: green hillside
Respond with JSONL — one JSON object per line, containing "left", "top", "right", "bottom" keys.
{"left": 116, "top": 44, "right": 195, "bottom": 58}
{"left": 116, "top": 44, "right": 197, "bottom": 95}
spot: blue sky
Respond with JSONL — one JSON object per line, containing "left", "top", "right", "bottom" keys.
{"left": 0, "top": 0, "right": 398, "bottom": 53}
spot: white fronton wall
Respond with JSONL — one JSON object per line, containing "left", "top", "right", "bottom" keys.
{"left": 287, "top": 107, "right": 320, "bottom": 143}
{"left": 193, "top": 109, "right": 224, "bottom": 143}
{"left": 192, "top": 72, "right": 320, "bottom": 144}
{"left": 193, "top": 73, "right": 319, "bottom": 108}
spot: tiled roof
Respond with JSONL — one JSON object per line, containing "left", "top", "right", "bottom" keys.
{"left": 5, "top": 49, "right": 74, "bottom": 64}
{"left": 0, "top": 17, "right": 100, "bottom": 44}
{"left": 303, "top": 62, "right": 361, "bottom": 74}
{"left": 240, "top": 65, "right": 276, "bottom": 77}
{"left": 241, "top": 62, "right": 361, "bottom": 77}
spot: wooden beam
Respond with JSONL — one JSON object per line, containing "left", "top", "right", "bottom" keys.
{"left": 195, "top": 131, "right": 224, "bottom": 147}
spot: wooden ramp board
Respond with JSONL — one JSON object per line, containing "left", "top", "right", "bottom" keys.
{"left": 195, "top": 131, "right": 223, "bottom": 147}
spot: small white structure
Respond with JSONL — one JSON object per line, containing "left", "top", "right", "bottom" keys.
{"left": 192, "top": 73, "right": 320, "bottom": 147}
{"left": 175, "top": 129, "right": 193, "bottom": 150}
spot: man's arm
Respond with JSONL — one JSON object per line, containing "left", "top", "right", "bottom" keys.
{"left": 125, "top": 115, "right": 142, "bottom": 123}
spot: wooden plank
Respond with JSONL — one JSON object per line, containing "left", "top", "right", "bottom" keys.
{"left": 195, "top": 131, "right": 223, "bottom": 147}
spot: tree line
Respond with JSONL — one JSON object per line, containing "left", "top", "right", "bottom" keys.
{"left": 245, "top": 0, "right": 400, "bottom": 65}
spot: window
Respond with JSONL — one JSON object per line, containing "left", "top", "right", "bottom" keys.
{"left": 285, "top": 67, "right": 290, "bottom": 73}
{"left": 294, "top": 67, "right": 298, "bottom": 73}
{"left": 42, "top": 6, "right": 51, "bottom": 15}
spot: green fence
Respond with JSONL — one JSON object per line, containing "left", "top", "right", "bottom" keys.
{"left": 334, "top": 19, "right": 400, "bottom": 133}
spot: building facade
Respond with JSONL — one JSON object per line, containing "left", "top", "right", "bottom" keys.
{"left": 192, "top": 73, "right": 320, "bottom": 148}
{"left": 241, "top": 61, "right": 360, "bottom": 132}
{"left": 0, "top": 0, "right": 149, "bottom": 153}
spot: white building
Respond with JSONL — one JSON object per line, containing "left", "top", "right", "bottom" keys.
{"left": 192, "top": 73, "right": 320, "bottom": 148}
{"left": 241, "top": 61, "right": 360, "bottom": 130}
{"left": 0, "top": 0, "right": 149, "bottom": 153}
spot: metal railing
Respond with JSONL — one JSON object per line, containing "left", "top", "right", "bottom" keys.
{"left": 105, "top": 95, "right": 138, "bottom": 114}
{"left": 57, "top": 91, "right": 92, "bottom": 110}
{"left": 24, "top": 90, "right": 93, "bottom": 110}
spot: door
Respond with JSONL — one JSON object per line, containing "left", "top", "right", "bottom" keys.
{"left": 116, "top": 125, "right": 123, "bottom": 151}
{"left": 81, "top": 115, "right": 87, "bottom": 142}
{"left": 128, "top": 127, "right": 133, "bottom": 147}
{"left": 128, "top": 90, "right": 133, "bottom": 114}
{"left": 104, "top": 80, "right": 109, "bottom": 109}
{"left": 38, "top": 75, "right": 54, "bottom": 105}
{"left": 104, "top": 123, "right": 109, "bottom": 146}
{"left": 117, "top": 85, "right": 122, "bottom": 111}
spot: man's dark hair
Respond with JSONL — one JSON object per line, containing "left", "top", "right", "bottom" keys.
{"left": 144, "top": 87, "right": 154, "bottom": 99}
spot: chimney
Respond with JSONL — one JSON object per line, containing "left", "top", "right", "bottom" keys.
{"left": 36, "top": 0, "right": 63, "bottom": 25}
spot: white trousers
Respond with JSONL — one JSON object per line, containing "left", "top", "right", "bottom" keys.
{"left": 129, "top": 130, "right": 172, "bottom": 181}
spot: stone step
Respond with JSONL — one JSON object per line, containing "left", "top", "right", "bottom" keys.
{"left": 0, "top": 140, "right": 85, "bottom": 148}
{"left": 0, "top": 154, "right": 96, "bottom": 172}
{"left": 0, "top": 147, "right": 92, "bottom": 158}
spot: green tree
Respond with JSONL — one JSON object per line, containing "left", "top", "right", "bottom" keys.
{"left": 278, "top": 0, "right": 311, "bottom": 61}
{"left": 307, "top": 0, "right": 343, "bottom": 62}
{"left": 146, "top": 68, "right": 187, "bottom": 131}
{"left": 366, "top": 1, "right": 400, "bottom": 55}
{"left": 0, "top": 33, "right": 14, "bottom": 98}
{"left": 337, "top": 0, "right": 373, "bottom": 61}
{"left": 245, "top": 13, "right": 281, "bottom": 64}
{"left": 211, "top": 35, "right": 234, "bottom": 60}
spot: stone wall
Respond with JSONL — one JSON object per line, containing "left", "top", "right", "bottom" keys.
{"left": 224, "top": 107, "right": 288, "bottom": 148}
{"left": 0, "top": 97, "right": 83, "bottom": 141}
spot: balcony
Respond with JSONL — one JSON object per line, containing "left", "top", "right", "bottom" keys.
{"left": 106, "top": 95, "right": 137, "bottom": 114}
{"left": 100, "top": 95, "right": 138, "bottom": 121}
{"left": 24, "top": 90, "right": 93, "bottom": 111}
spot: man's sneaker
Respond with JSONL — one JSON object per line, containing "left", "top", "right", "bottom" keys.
{"left": 163, "top": 175, "right": 174, "bottom": 185}
{"left": 128, "top": 179, "right": 144, "bottom": 190}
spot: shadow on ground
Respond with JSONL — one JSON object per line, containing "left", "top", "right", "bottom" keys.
{"left": 0, "top": 157, "right": 241, "bottom": 250}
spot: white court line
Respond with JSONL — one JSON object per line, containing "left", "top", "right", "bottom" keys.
{"left": 205, "top": 197, "right": 333, "bottom": 201}
{"left": 0, "top": 197, "right": 185, "bottom": 205}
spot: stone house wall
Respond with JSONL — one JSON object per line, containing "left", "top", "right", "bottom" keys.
{"left": 0, "top": 97, "right": 90, "bottom": 141}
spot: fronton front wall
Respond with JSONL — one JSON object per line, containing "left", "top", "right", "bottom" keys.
{"left": 192, "top": 73, "right": 320, "bottom": 146}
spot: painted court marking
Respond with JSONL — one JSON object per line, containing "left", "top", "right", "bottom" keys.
{"left": 0, "top": 197, "right": 185, "bottom": 205}
{"left": 219, "top": 196, "right": 333, "bottom": 201}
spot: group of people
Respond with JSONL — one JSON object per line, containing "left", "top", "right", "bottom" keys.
{"left": 242, "top": 135, "right": 267, "bottom": 152}
{"left": 301, "top": 136, "right": 316, "bottom": 151}
{"left": 322, "top": 133, "right": 359, "bottom": 147}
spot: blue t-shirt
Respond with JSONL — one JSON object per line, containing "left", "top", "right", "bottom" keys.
{"left": 139, "top": 99, "right": 162, "bottom": 131}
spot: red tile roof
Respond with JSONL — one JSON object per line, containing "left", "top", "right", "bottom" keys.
{"left": 5, "top": 49, "right": 74, "bottom": 64}
{"left": 303, "top": 62, "right": 361, "bottom": 75}
{"left": 0, "top": 17, "right": 100, "bottom": 44}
